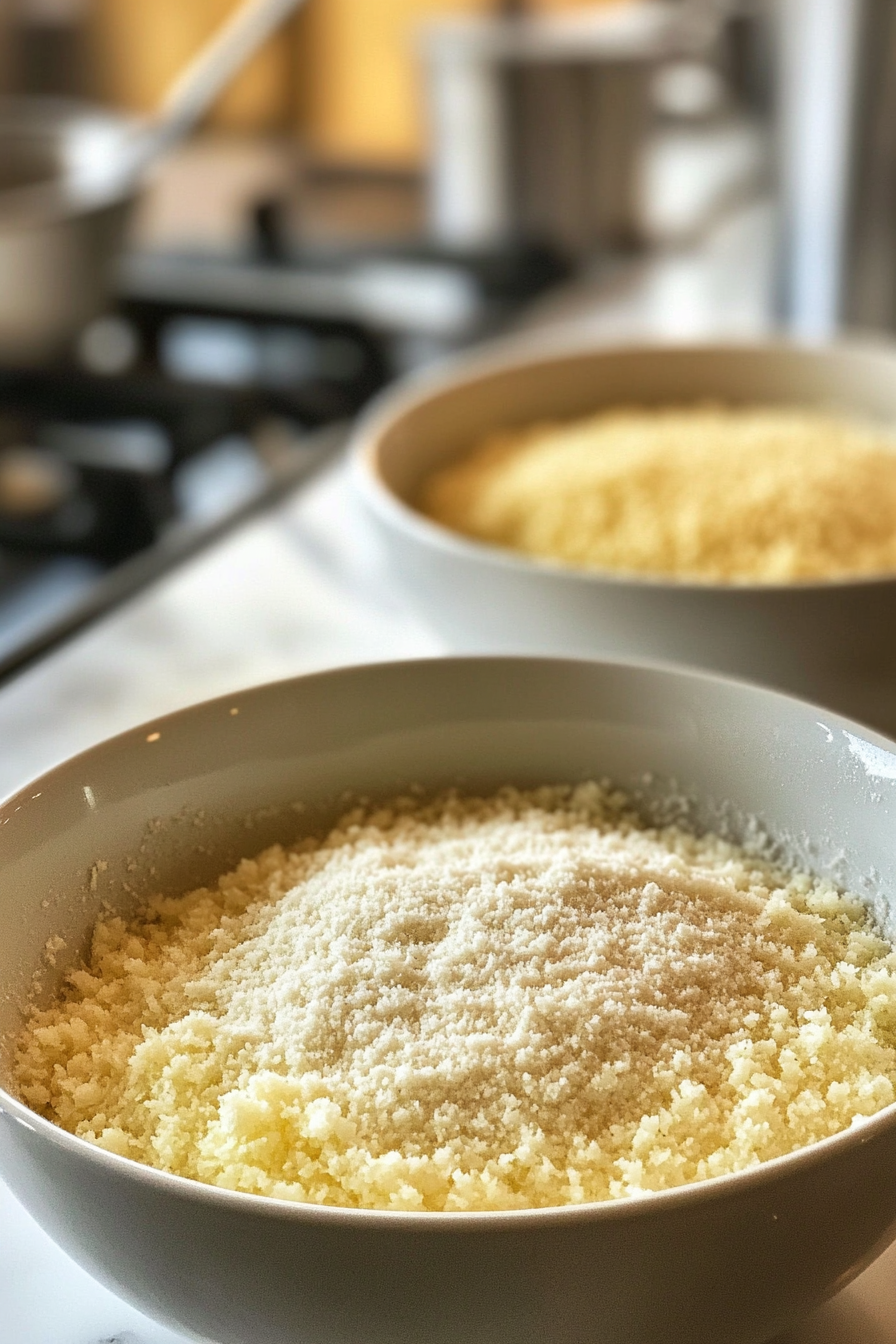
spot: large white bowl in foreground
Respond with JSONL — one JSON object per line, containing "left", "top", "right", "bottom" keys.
{"left": 3, "top": 658, "right": 896, "bottom": 1344}
{"left": 353, "top": 339, "right": 896, "bottom": 736}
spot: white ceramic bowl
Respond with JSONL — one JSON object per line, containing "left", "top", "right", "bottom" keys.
{"left": 3, "top": 657, "right": 896, "bottom": 1344}
{"left": 353, "top": 339, "right": 896, "bottom": 736}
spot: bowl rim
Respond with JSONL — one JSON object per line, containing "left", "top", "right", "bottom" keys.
{"left": 351, "top": 333, "right": 896, "bottom": 596}
{"left": 4, "top": 653, "right": 896, "bottom": 1229}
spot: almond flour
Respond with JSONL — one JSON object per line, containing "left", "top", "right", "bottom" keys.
{"left": 419, "top": 405, "right": 896, "bottom": 583}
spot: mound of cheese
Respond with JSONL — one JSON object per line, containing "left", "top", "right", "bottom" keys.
{"left": 15, "top": 784, "right": 896, "bottom": 1210}
{"left": 419, "top": 405, "right": 896, "bottom": 583}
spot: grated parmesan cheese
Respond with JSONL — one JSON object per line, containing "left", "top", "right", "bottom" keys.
{"left": 14, "top": 784, "right": 896, "bottom": 1210}
{"left": 418, "top": 405, "right": 896, "bottom": 584}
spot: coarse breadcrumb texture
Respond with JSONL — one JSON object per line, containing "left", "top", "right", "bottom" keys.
{"left": 14, "top": 784, "right": 896, "bottom": 1211}
{"left": 419, "top": 405, "right": 896, "bottom": 584}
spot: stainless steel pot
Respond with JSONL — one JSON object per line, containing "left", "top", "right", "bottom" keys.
{"left": 0, "top": 99, "right": 136, "bottom": 361}
{"left": 0, "top": 0, "right": 305, "bottom": 363}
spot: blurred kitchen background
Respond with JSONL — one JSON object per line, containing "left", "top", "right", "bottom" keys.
{"left": 0, "top": 0, "right": 780, "bottom": 360}
{"left": 9, "top": 9, "right": 896, "bottom": 1339}
{"left": 0, "top": 0, "right": 892, "bottom": 691}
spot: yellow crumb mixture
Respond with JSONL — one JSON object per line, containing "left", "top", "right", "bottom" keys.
{"left": 15, "top": 784, "right": 896, "bottom": 1211}
{"left": 419, "top": 405, "right": 896, "bottom": 583}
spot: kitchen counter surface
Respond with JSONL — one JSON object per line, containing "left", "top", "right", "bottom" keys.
{"left": 6, "top": 189, "right": 896, "bottom": 1342}
{"left": 0, "top": 454, "right": 440, "bottom": 804}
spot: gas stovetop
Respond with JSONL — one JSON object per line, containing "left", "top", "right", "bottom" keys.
{"left": 0, "top": 226, "right": 567, "bottom": 686}
{"left": 0, "top": 359, "right": 347, "bottom": 686}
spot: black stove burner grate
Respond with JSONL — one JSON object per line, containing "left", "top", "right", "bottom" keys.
{"left": 0, "top": 225, "right": 568, "bottom": 682}
{"left": 0, "top": 346, "right": 359, "bottom": 683}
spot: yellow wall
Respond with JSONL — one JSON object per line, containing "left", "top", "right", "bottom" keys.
{"left": 299, "top": 0, "right": 489, "bottom": 169}
{"left": 89, "top": 0, "right": 294, "bottom": 129}
{"left": 87, "top": 0, "right": 630, "bottom": 161}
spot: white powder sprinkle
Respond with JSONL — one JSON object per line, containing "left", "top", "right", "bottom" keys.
{"left": 15, "top": 784, "right": 896, "bottom": 1210}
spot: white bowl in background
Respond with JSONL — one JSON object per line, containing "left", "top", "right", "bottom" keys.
{"left": 3, "top": 658, "right": 896, "bottom": 1343}
{"left": 353, "top": 339, "right": 896, "bottom": 735}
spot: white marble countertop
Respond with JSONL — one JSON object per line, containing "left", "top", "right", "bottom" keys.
{"left": 7, "top": 186, "right": 896, "bottom": 1342}
{"left": 0, "top": 458, "right": 440, "bottom": 804}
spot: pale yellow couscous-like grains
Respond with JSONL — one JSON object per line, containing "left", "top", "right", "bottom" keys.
{"left": 15, "top": 784, "right": 896, "bottom": 1211}
{"left": 419, "top": 405, "right": 896, "bottom": 583}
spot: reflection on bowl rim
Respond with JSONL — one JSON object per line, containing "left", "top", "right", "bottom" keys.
{"left": 352, "top": 334, "right": 896, "bottom": 597}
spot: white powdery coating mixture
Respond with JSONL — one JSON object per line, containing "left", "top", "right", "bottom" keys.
{"left": 15, "top": 785, "right": 896, "bottom": 1211}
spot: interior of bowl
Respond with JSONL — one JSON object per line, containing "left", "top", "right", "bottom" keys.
{"left": 4, "top": 657, "right": 896, "bottom": 1100}
{"left": 361, "top": 338, "right": 896, "bottom": 512}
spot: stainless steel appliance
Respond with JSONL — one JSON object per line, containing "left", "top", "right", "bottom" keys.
{"left": 421, "top": 3, "right": 693, "bottom": 257}
{"left": 773, "top": 0, "right": 896, "bottom": 338}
